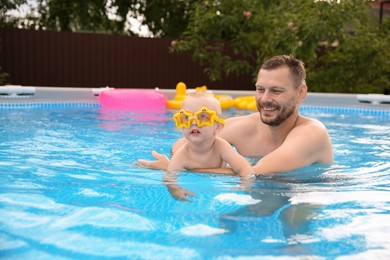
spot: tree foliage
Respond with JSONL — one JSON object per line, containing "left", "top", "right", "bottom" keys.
{"left": 1, "top": 0, "right": 28, "bottom": 28}
{"left": 1, "top": 0, "right": 389, "bottom": 93}
{"left": 128, "top": 0, "right": 196, "bottom": 37}
{"left": 0, "top": 0, "right": 194, "bottom": 36}
{"left": 170, "top": 0, "right": 390, "bottom": 93}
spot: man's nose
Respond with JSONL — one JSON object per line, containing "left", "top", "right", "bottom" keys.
{"left": 261, "top": 90, "right": 273, "bottom": 102}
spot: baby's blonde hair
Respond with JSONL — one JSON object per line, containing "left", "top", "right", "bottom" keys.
{"left": 182, "top": 92, "right": 222, "bottom": 115}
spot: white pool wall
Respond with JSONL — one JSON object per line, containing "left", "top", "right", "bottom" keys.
{"left": 0, "top": 87, "right": 389, "bottom": 110}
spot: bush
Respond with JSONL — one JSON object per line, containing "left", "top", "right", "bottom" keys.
{"left": 171, "top": 0, "right": 390, "bottom": 93}
{"left": 0, "top": 67, "right": 8, "bottom": 85}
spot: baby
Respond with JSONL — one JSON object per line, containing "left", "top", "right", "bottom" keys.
{"left": 164, "top": 91, "right": 253, "bottom": 201}
{"left": 168, "top": 91, "right": 252, "bottom": 176}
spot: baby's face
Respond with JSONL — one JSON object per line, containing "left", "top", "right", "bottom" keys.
{"left": 180, "top": 97, "right": 222, "bottom": 142}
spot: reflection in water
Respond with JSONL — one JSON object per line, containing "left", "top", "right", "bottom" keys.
{"left": 214, "top": 168, "right": 326, "bottom": 251}
{"left": 98, "top": 108, "right": 169, "bottom": 132}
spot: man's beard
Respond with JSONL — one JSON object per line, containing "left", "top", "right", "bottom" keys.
{"left": 257, "top": 102, "right": 295, "bottom": 126}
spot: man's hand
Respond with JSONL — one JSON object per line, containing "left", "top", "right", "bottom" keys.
{"left": 137, "top": 150, "right": 170, "bottom": 170}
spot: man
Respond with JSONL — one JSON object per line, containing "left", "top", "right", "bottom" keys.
{"left": 138, "top": 54, "right": 333, "bottom": 174}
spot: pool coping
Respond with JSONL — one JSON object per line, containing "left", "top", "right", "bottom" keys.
{"left": 0, "top": 86, "right": 389, "bottom": 110}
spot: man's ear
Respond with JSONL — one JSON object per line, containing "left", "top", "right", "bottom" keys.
{"left": 298, "top": 83, "right": 307, "bottom": 103}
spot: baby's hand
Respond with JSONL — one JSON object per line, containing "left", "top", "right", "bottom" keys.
{"left": 138, "top": 151, "right": 170, "bottom": 170}
{"left": 166, "top": 184, "right": 195, "bottom": 202}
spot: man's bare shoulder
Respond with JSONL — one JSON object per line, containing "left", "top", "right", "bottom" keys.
{"left": 296, "top": 115, "right": 328, "bottom": 131}
{"left": 292, "top": 116, "right": 333, "bottom": 164}
{"left": 290, "top": 116, "right": 330, "bottom": 141}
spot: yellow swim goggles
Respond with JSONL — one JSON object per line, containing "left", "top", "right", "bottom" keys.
{"left": 173, "top": 106, "right": 225, "bottom": 129}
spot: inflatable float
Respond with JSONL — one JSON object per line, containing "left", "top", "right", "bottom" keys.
{"left": 166, "top": 82, "right": 187, "bottom": 109}
{"left": 214, "top": 94, "right": 234, "bottom": 110}
{"left": 0, "top": 85, "right": 36, "bottom": 98}
{"left": 357, "top": 94, "right": 390, "bottom": 105}
{"left": 233, "top": 96, "right": 257, "bottom": 110}
{"left": 166, "top": 82, "right": 234, "bottom": 110}
{"left": 98, "top": 88, "right": 167, "bottom": 111}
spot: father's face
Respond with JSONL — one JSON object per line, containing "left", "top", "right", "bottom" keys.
{"left": 254, "top": 66, "right": 300, "bottom": 126}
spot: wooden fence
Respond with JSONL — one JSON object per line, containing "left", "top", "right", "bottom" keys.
{"left": 0, "top": 28, "right": 254, "bottom": 91}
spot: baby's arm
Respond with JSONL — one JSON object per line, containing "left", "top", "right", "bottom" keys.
{"left": 137, "top": 138, "right": 187, "bottom": 170}
{"left": 163, "top": 171, "right": 195, "bottom": 202}
{"left": 165, "top": 147, "right": 196, "bottom": 201}
{"left": 167, "top": 146, "right": 187, "bottom": 172}
{"left": 216, "top": 137, "right": 253, "bottom": 177}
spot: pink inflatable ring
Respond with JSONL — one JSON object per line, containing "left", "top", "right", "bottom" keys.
{"left": 98, "top": 89, "right": 167, "bottom": 111}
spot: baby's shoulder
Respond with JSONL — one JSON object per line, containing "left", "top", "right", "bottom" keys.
{"left": 214, "top": 137, "right": 235, "bottom": 150}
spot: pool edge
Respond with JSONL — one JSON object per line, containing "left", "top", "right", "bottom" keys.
{"left": 0, "top": 86, "right": 389, "bottom": 110}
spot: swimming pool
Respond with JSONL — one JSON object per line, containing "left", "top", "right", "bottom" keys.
{"left": 1, "top": 103, "right": 389, "bottom": 259}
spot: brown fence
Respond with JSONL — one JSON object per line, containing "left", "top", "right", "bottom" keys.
{"left": 0, "top": 28, "right": 254, "bottom": 91}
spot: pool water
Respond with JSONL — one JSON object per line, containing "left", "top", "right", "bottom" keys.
{"left": 1, "top": 105, "right": 390, "bottom": 259}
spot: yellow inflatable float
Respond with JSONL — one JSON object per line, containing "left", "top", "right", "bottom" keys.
{"left": 214, "top": 94, "right": 234, "bottom": 110}
{"left": 166, "top": 82, "right": 187, "bottom": 109}
{"left": 233, "top": 96, "right": 257, "bottom": 110}
{"left": 166, "top": 82, "right": 234, "bottom": 110}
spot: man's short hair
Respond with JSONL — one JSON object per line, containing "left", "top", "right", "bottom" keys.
{"left": 261, "top": 54, "right": 306, "bottom": 88}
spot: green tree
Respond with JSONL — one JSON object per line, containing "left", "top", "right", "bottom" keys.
{"left": 0, "top": 66, "right": 8, "bottom": 85}
{"left": 0, "top": 0, "right": 22, "bottom": 84}
{"left": 32, "top": 0, "right": 121, "bottom": 33}
{"left": 171, "top": 0, "right": 390, "bottom": 93}
{"left": 2, "top": 0, "right": 389, "bottom": 93}
{"left": 126, "top": 0, "right": 196, "bottom": 37}
{"left": 5, "top": 0, "right": 194, "bottom": 36}
{"left": 0, "top": 0, "right": 28, "bottom": 28}
{"left": 0, "top": 39, "right": 8, "bottom": 84}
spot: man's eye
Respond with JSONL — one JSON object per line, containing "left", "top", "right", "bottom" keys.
{"left": 257, "top": 88, "right": 265, "bottom": 93}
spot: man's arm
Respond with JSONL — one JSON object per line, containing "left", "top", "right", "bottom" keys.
{"left": 252, "top": 122, "right": 333, "bottom": 174}
{"left": 195, "top": 121, "right": 333, "bottom": 175}
{"left": 137, "top": 115, "right": 333, "bottom": 174}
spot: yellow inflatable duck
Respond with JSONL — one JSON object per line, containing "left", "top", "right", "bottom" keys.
{"left": 166, "top": 82, "right": 187, "bottom": 109}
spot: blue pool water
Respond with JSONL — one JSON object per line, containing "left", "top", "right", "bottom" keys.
{"left": 0, "top": 104, "right": 390, "bottom": 259}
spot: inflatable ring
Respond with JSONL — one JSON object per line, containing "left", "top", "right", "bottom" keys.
{"left": 233, "top": 96, "right": 257, "bottom": 110}
{"left": 98, "top": 89, "right": 167, "bottom": 111}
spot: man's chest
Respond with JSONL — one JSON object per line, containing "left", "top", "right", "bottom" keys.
{"left": 234, "top": 132, "right": 281, "bottom": 157}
